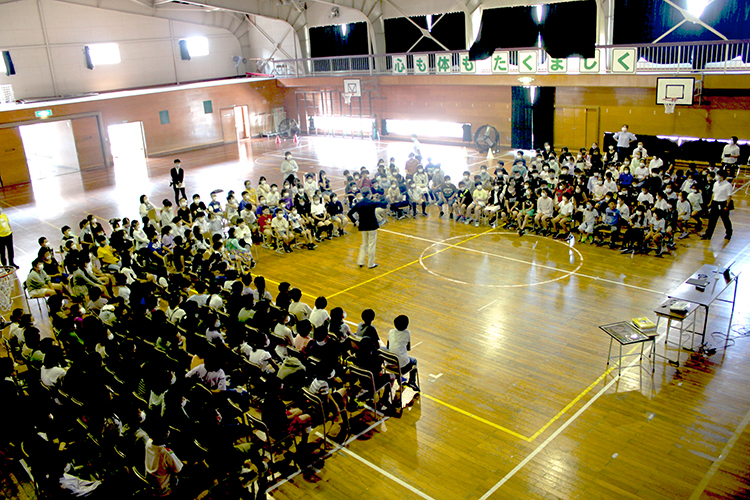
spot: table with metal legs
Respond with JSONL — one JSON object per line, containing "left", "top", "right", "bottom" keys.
{"left": 600, "top": 322, "right": 656, "bottom": 376}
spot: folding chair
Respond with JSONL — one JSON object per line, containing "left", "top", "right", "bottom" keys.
{"left": 348, "top": 364, "right": 391, "bottom": 421}
{"left": 22, "top": 282, "right": 47, "bottom": 320}
{"left": 378, "top": 348, "right": 419, "bottom": 417}
{"left": 243, "top": 411, "right": 297, "bottom": 473}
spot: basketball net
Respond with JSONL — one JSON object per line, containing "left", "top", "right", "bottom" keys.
{"left": 664, "top": 98, "right": 678, "bottom": 114}
{"left": 0, "top": 266, "right": 17, "bottom": 311}
{"left": 343, "top": 93, "right": 354, "bottom": 105}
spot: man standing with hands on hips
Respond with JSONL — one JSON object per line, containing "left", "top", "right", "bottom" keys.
{"left": 170, "top": 159, "right": 186, "bottom": 204}
{"left": 702, "top": 170, "right": 733, "bottom": 241}
{"left": 613, "top": 124, "right": 637, "bottom": 163}
{"left": 347, "top": 192, "right": 387, "bottom": 269}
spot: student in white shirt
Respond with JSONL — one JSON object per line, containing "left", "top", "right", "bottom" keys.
{"left": 534, "top": 190, "right": 555, "bottom": 234}
{"left": 288, "top": 288, "right": 312, "bottom": 321}
{"left": 720, "top": 136, "right": 740, "bottom": 177}
{"left": 687, "top": 185, "right": 703, "bottom": 231}
{"left": 309, "top": 296, "right": 330, "bottom": 328}
{"left": 144, "top": 426, "right": 183, "bottom": 497}
{"left": 676, "top": 191, "right": 692, "bottom": 239}
{"left": 40, "top": 346, "right": 67, "bottom": 387}
{"left": 387, "top": 314, "right": 419, "bottom": 391}
{"left": 636, "top": 186, "right": 654, "bottom": 206}
{"left": 551, "top": 193, "right": 574, "bottom": 237}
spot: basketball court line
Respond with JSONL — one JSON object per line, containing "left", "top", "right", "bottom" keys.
{"left": 332, "top": 443, "right": 438, "bottom": 500}
{"left": 689, "top": 404, "right": 750, "bottom": 499}
{"left": 327, "top": 227, "right": 498, "bottom": 299}
{"left": 267, "top": 416, "right": 391, "bottom": 493}
{"left": 380, "top": 228, "right": 668, "bottom": 295}
{"left": 478, "top": 353, "right": 644, "bottom": 500}
{"left": 421, "top": 394, "right": 531, "bottom": 442}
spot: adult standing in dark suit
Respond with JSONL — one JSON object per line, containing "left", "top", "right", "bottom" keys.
{"left": 347, "top": 193, "right": 387, "bottom": 269}
{"left": 170, "top": 159, "right": 186, "bottom": 204}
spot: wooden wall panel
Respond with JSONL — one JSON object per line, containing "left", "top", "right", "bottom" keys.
{"left": 0, "top": 128, "right": 30, "bottom": 187}
{"left": 0, "top": 80, "right": 288, "bottom": 186}
{"left": 555, "top": 87, "right": 750, "bottom": 142}
{"left": 284, "top": 82, "right": 513, "bottom": 146}
{"left": 71, "top": 116, "right": 104, "bottom": 169}
{"left": 0, "top": 80, "right": 285, "bottom": 154}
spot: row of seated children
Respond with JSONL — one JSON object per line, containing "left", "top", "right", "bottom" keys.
{"left": 3, "top": 251, "right": 421, "bottom": 496}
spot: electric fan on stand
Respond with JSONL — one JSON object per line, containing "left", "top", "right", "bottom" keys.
{"left": 473, "top": 125, "right": 500, "bottom": 154}
{"left": 277, "top": 118, "right": 300, "bottom": 139}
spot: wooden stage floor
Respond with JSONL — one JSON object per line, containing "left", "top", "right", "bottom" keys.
{"left": 2, "top": 136, "right": 750, "bottom": 500}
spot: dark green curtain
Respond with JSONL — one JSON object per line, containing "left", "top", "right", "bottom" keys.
{"left": 512, "top": 87, "right": 533, "bottom": 149}
{"left": 539, "top": 1, "right": 597, "bottom": 58}
{"left": 613, "top": 0, "right": 750, "bottom": 64}
{"left": 532, "top": 87, "right": 555, "bottom": 150}
{"left": 469, "top": 7, "right": 537, "bottom": 60}
{"left": 310, "top": 22, "right": 369, "bottom": 57}
{"left": 384, "top": 13, "right": 466, "bottom": 53}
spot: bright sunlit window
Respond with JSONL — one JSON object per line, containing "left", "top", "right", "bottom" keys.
{"left": 185, "top": 37, "right": 209, "bottom": 57}
{"left": 687, "top": 0, "right": 709, "bottom": 18}
{"left": 314, "top": 115, "right": 371, "bottom": 134}
{"left": 386, "top": 119, "right": 465, "bottom": 139}
{"left": 87, "top": 43, "right": 121, "bottom": 65}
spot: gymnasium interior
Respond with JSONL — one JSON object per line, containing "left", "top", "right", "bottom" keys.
{"left": 1, "top": 0, "right": 749, "bottom": 498}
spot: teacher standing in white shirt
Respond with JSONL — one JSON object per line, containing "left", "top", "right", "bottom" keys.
{"left": 701, "top": 170, "right": 733, "bottom": 241}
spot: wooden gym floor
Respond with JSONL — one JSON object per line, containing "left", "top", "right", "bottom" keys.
{"left": 2, "top": 135, "right": 750, "bottom": 500}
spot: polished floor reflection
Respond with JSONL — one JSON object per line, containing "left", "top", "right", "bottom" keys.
{"left": 1, "top": 136, "right": 750, "bottom": 500}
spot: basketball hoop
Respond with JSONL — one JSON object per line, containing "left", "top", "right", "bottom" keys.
{"left": 664, "top": 98, "right": 678, "bottom": 114}
{"left": 0, "top": 266, "right": 17, "bottom": 311}
{"left": 343, "top": 93, "right": 354, "bottom": 105}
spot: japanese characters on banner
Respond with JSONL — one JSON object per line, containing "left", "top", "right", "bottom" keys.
{"left": 391, "top": 50, "right": 611, "bottom": 75}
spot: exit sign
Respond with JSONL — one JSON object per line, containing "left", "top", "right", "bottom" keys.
{"left": 35, "top": 109, "right": 52, "bottom": 118}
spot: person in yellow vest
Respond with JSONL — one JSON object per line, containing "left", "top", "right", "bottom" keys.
{"left": 0, "top": 207, "right": 17, "bottom": 268}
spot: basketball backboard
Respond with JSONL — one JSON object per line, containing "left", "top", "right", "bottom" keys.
{"left": 343, "top": 78, "right": 361, "bottom": 97}
{"left": 656, "top": 77, "right": 695, "bottom": 106}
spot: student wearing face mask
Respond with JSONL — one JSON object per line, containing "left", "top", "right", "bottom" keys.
{"left": 484, "top": 181, "right": 505, "bottom": 228}
{"left": 169, "top": 159, "right": 186, "bottom": 204}
{"left": 578, "top": 201, "right": 598, "bottom": 243}
{"left": 289, "top": 207, "right": 316, "bottom": 249}
{"left": 534, "top": 189, "right": 554, "bottom": 235}
{"left": 281, "top": 151, "right": 299, "bottom": 185}
{"left": 175, "top": 197, "right": 191, "bottom": 224}
{"left": 326, "top": 193, "right": 348, "bottom": 236}
{"left": 516, "top": 187, "right": 536, "bottom": 236}
{"left": 613, "top": 124, "right": 637, "bottom": 162}
{"left": 604, "top": 144, "right": 618, "bottom": 165}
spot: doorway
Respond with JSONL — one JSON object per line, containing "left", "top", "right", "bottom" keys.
{"left": 220, "top": 106, "right": 250, "bottom": 144}
{"left": 108, "top": 122, "right": 146, "bottom": 161}
{"left": 19, "top": 120, "right": 80, "bottom": 180}
{"left": 108, "top": 122, "right": 149, "bottom": 195}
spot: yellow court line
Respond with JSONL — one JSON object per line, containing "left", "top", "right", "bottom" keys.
{"left": 420, "top": 344, "right": 642, "bottom": 443}
{"left": 328, "top": 227, "right": 497, "bottom": 299}
{"left": 527, "top": 365, "right": 617, "bottom": 441}
{"left": 422, "top": 393, "right": 532, "bottom": 442}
